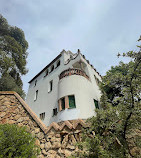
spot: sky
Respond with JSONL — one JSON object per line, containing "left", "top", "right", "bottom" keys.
{"left": 0, "top": 0, "right": 141, "bottom": 94}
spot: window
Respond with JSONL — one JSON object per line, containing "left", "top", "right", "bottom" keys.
{"left": 68, "top": 95, "right": 76, "bottom": 108}
{"left": 56, "top": 60, "right": 60, "bottom": 68}
{"left": 44, "top": 69, "right": 48, "bottom": 77}
{"left": 48, "top": 80, "right": 53, "bottom": 93}
{"left": 50, "top": 65, "right": 54, "bottom": 73}
{"left": 34, "top": 80, "right": 37, "bottom": 86}
{"left": 94, "top": 99, "right": 99, "bottom": 109}
{"left": 53, "top": 108, "right": 57, "bottom": 116}
{"left": 40, "top": 112, "right": 45, "bottom": 120}
{"left": 34, "top": 90, "right": 38, "bottom": 101}
{"left": 61, "top": 98, "right": 65, "bottom": 110}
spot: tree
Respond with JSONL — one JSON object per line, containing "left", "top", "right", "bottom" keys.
{"left": 0, "top": 15, "right": 28, "bottom": 98}
{"left": 0, "top": 124, "right": 40, "bottom": 158}
{"left": 74, "top": 38, "right": 141, "bottom": 158}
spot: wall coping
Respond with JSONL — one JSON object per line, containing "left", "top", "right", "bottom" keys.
{"left": 0, "top": 91, "right": 48, "bottom": 133}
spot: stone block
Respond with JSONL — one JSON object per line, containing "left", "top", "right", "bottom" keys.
{"left": 42, "top": 149, "right": 48, "bottom": 156}
{"left": 40, "top": 143, "right": 45, "bottom": 149}
{"left": 45, "top": 141, "right": 52, "bottom": 150}
{"left": 0, "top": 112, "right": 6, "bottom": 118}
{"left": 37, "top": 132, "right": 45, "bottom": 140}
{"left": 35, "top": 139, "right": 40, "bottom": 146}
{"left": 35, "top": 128, "right": 40, "bottom": 134}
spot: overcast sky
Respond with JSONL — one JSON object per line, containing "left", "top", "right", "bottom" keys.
{"left": 0, "top": 0, "right": 141, "bottom": 94}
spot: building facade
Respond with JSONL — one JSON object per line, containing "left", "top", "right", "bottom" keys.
{"left": 26, "top": 50, "right": 102, "bottom": 126}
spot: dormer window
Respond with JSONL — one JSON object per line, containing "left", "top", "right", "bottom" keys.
{"left": 50, "top": 65, "right": 54, "bottom": 73}
{"left": 56, "top": 60, "right": 60, "bottom": 68}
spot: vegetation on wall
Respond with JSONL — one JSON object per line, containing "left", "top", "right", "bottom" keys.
{"left": 0, "top": 124, "right": 40, "bottom": 158}
{"left": 73, "top": 38, "right": 141, "bottom": 158}
{"left": 0, "top": 15, "right": 28, "bottom": 98}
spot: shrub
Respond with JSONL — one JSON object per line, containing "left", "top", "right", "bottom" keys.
{"left": 0, "top": 124, "right": 40, "bottom": 158}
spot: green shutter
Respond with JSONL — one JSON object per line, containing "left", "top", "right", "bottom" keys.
{"left": 69, "top": 96, "right": 76, "bottom": 108}
{"left": 61, "top": 98, "right": 65, "bottom": 110}
{"left": 94, "top": 99, "right": 99, "bottom": 109}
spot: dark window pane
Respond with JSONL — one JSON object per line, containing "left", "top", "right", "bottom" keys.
{"left": 53, "top": 108, "right": 57, "bottom": 116}
{"left": 56, "top": 60, "right": 60, "bottom": 67}
{"left": 94, "top": 99, "right": 99, "bottom": 109}
{"left": 61, "top": 98, "right": 65, "bottom": 110}
{"left": 69, "top": 95, "right": 76, "bottom": 108}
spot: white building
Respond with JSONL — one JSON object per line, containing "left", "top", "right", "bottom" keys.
{"left": 26, "top": 50, "right": 102, "bottom": 126}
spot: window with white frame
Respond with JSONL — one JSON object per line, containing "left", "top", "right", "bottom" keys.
{"left": 48, "top": 80, "right": 53, "bottom": 93}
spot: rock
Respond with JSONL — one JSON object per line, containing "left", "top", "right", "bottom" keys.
{"left": 40, "top": 143, "right": 45, "bottom": 149}
{"left": 7, "top": 120, "right": 16, "bottom": 124}
{"left": 37, "top": 132, "right": 44, "bottom": 140}
{"left": 4, "top": 113, "right": 11, "bottom": 119}
{"left": 35, "top": 139, "right": 40, "bottom": 146}
{"left": 0, "top": 112, "right": 6, "bottom": 117}
{"left": 62, "top": 135, "right": 68, "bottom": 148}
{"left": 35, "top": 128, "right": 40, "bottom": 134}
{"left": 37, "top": 154, "right": 44, "bottom": 158}
{"left": 70, "top": 135, "right": 77, "bottom": 144}
{"left": 52, "top": 142, "right": 61, "bottom": 149}
{"left": 66, "top": 144, "right": 75, "bottom": 150}
{"left": 64, "top": 149, "right": 72, "bottom": 157}
{"left": 51, "top": 136, "right": 57, "bottom": 142}
{"left": 42, "top": 149, "right": 48, "bottom": 156}
{"left": 56, "top": 134, "right": 60, "bottom": 138}
{"left": 48, "top": 150, "right": 57, "bottom": 156}
{"left": 18, "top": 123, "right": 23, "bottom": 127}
{"left": 0, "top": 95, "right": 5, "bottom": 100}
{"left": 3, "top": 101, "right": 11, "bottom": 106}
{"left": 45, "top": 142, "right": 52, "bottom": 150}
{"left": 130, "top": 147, "right": 141, "bottom": 156}
{"left": 1, "top": 118, "right": 7, "bottom": 124}
{"left": 17, "top": 117, "right": 24, "bottom": 123}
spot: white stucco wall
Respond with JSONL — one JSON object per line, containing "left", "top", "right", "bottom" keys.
{"left": 26, "top": 51, "right": 102, "bottom": 126}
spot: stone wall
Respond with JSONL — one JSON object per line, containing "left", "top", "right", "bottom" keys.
{"left": 0, "top": 92, "right": 85, "bottom": 158}
{"left": 1, "top": 92, "right": 140, "bottom": 157}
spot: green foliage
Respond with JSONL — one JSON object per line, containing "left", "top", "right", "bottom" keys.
{"left": 0, "top": 14, "right": 28, "bottom": 98}
{"left": 0, "top": 124, "right": 40, "bottom": 158}
{"left": 74, "top": 38, "right": 141, "bottom": 158}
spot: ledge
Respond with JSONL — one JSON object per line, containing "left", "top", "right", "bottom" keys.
{"left": 59, "top": 68, "right": 89, "bottom": 80}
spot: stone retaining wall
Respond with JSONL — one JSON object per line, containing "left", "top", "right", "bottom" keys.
{"left": 0, "top": 92, "right": 85, "bottom": 158}
{"left": 1, "top": 92, "right": 140, "bottom": 157}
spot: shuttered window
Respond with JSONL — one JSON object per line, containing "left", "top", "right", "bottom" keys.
{"left": 94, "top": 99, "right": 99, "bottom": 109}
{"left": 69, "top": 95, "right": 76, "bottom": 108}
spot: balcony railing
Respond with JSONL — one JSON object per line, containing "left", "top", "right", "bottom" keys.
{"left": 59, "top": 68, "right": 89, "bottom": 80}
